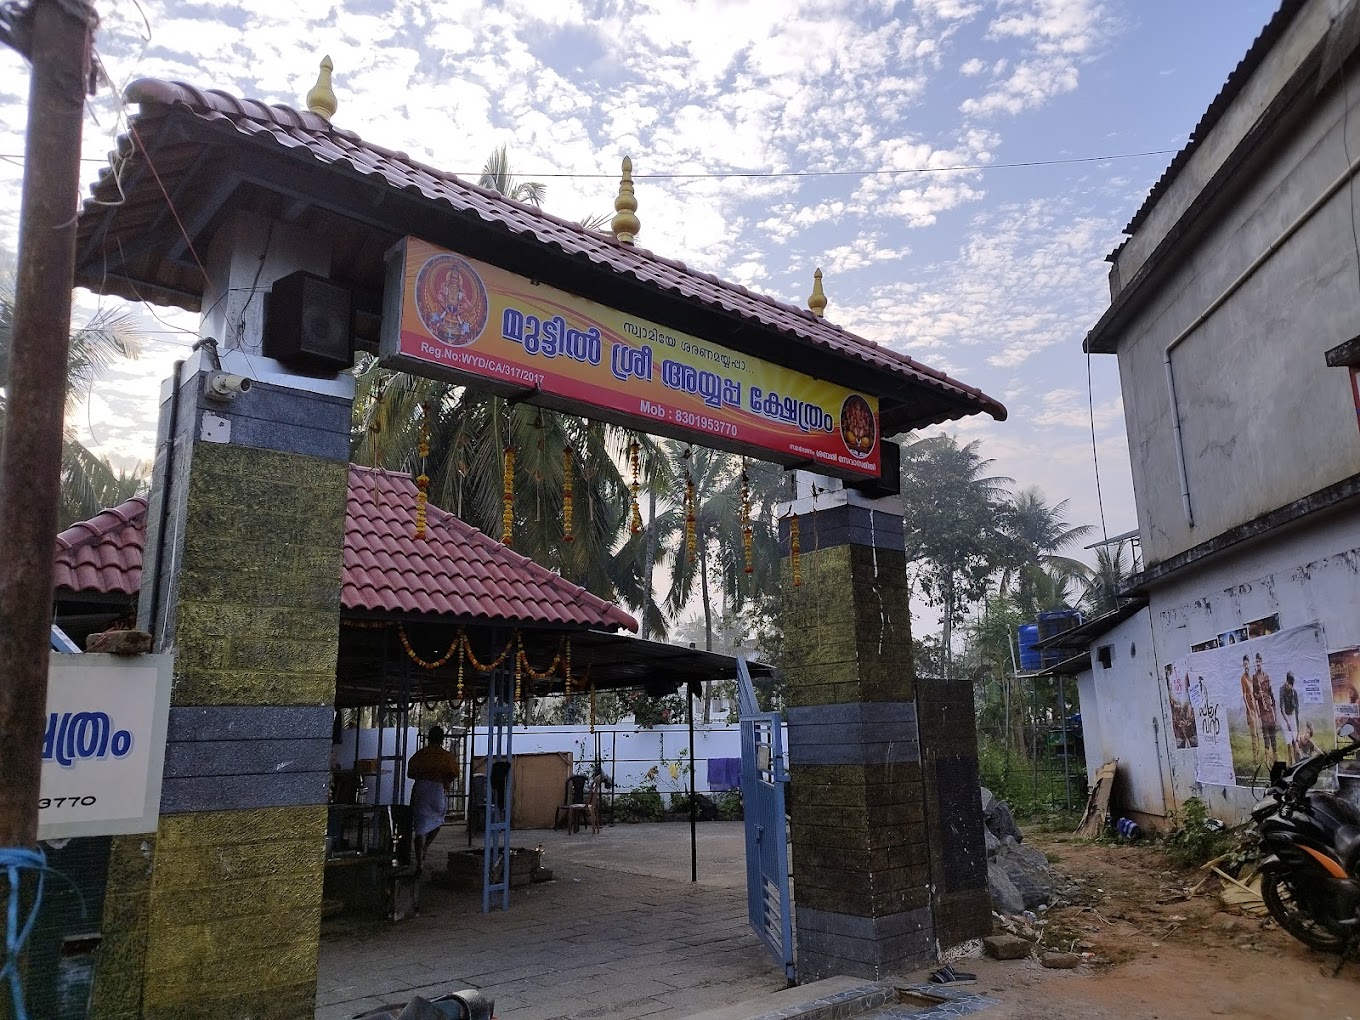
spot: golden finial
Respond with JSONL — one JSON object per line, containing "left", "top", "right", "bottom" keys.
{"left": 307, "top": 55, "right": 337, "bottom": 122}
{"left": 611, "top": 156, "right": 641, "bottom": 245}
{"left": 808, "top": 268, "right": 827, "bottom": 317}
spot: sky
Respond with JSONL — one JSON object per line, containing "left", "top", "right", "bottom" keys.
{"left": 0, "top": 0, "right": 1284, "bottom": 571}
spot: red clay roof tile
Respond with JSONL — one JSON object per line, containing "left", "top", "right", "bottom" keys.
{"left": 53, "top": 465, "right": 636, "bottom": 633}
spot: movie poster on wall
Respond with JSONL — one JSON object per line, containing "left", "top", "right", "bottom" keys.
{"left": 1330, "top": 648, "right": 1360, "bottom": 776}
{"left": 1174, "top": 623, "right": 1332, "bottom": 787}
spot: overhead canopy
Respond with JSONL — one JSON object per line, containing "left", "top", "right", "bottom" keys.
{"left": 73, "top": 79, "right": 1006, "bottom": 437}
{"left": 335, "top": 623, "right": 769, "bottom": 708}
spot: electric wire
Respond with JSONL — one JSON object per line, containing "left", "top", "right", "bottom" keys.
{"left": 0, "top": 147, "right": 1180, "bottom": 179}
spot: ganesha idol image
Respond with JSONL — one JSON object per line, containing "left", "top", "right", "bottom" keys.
{"left": 840, "top": 394, "right": 876, "bottom": 458}
{"left": 415, "top": 254, "right": 490, "bottom": 348}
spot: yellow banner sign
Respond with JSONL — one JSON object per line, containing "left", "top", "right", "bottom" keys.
{"left": 380, "top": 237, "right": 880, "bottom": 477}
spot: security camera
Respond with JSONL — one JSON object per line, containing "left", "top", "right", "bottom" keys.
{"left": 205, "top": 372, "right": 252, "bottom": 400}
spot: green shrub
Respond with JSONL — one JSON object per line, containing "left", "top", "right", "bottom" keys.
{"left": 715, "top": 790, "right": 743, "bottom": 821}
{"left": 1163, "top": 797, "right": 1234, "bottom": 868}
{"left": 613, "top": 788, "right": 664, "bottom": 822}
{"left": 977, "top": 737, "right": 1083, "bottom": 820}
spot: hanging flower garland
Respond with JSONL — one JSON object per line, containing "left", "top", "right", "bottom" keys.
{"left": 456, "top": 638, "right": 465, "bottom": 701}
{"left": 589, "top": 671, "right": 597, "bottom": 733}
{"left": 513, "top": 629, "right": 524, "bottom": 705}
{"left": 414, "top": 402, "right": 431, "bottom": 539}
{"left": 628, "top": 439, "right": 643, "bottom": 534}
{"left": 741, "top": 462, "right": 753, "bottom": 575}
{"left": 562, "top": 445, "right": 575, "bottom": 544}
{"left": 368, "top": 377, "right": 386, "bottom": 467}
{"left": 517, "top": 635, "right": 568, "bottom": 682}
{"left": 461, "top": 628, "right": 515, "bottom": 673}
{"left": 683, "top": 446, "right": 696, "bottom": 564}
{"left": 397, "top": 623, "right": 458, "bottom": 670}
{"left": 501, "top": 446, "right": 516, "bottom": 546}
{"left": 789, "top": 513, "right": 802, "bottom": 587}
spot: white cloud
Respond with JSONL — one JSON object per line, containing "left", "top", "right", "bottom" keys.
{"left": 959, "top": 0, "right": 1112, "bottom": 117}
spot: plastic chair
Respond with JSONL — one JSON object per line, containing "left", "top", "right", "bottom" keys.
{"left": 555, "top": 774, "right": 589, "bottom": 830}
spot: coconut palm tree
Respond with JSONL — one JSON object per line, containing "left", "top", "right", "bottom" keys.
{"left": 0, "top": 284, "right": 147, "bottom": 528}
{"left": 1082, "top": 539, "right": 1135, "bottom": 616}
{"left": 479, "top": 145, "right": 546, "bottom": 207}
{"left": 900, "top": 433, "right": 1014, "bottom": 665}
{"left": 998, "top": 487, "right": 1094, "bottom": 608}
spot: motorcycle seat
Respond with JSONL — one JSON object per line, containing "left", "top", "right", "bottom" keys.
{"left": 1335, "top": 825, "right": 1360, "bottom": 874}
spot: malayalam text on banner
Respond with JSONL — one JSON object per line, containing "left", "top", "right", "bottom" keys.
{"left": 379, "top": 238, "right": 882, "bottom": 479}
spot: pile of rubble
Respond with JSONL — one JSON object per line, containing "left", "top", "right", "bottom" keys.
{"left": 980, "top": 786, "right": 1076, "bottom": 916}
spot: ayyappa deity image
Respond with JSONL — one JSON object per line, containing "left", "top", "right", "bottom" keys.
{"left": 415, "top": 254, "right": 490, "bottom": 348}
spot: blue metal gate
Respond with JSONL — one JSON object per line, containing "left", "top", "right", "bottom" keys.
{"left": 737, "top": 659, "right": 795, "bottom": 980}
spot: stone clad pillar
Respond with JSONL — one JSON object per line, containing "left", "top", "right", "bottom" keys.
{"left": 92, "top": 212, "right": 353, "bottom": 1020}
{"left": 780, "top": 481, "right": 932, "bottom": 981}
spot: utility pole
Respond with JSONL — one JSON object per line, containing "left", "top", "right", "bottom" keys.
{"left": 0, "top": 0, "right": 98, "bottom": 849}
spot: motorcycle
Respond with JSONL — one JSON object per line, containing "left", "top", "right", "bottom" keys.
{"left": 1252, "top": 732, "right": 1360, "bottom": 953}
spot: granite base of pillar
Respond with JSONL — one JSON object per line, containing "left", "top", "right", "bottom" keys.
{"left": 795, "top": 905, "right": 935, "bottom": 981}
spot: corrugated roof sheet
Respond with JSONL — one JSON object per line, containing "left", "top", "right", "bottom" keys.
{"left": 52, "top": 466, "right": 636, "bottom": 633}
{"left": 1121, "top": 0, "right": 1306, "bottom": 239}
{"left": 78, "top": 78, "right": 1004, "bottom": 427}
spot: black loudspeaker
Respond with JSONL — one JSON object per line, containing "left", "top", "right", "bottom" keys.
{"left": 263, "top": 271, "right": 353, "bottom": 371}
{"left": 847, "top": 437, "right": 901, "bottom": 498}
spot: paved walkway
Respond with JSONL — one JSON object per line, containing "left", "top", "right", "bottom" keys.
{"left": 316, "top": 821, "right": 789, "bottom": 1020}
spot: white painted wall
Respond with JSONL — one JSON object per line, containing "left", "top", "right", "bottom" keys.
{"left": 1111, "top": 59, "right": 1360, "bottom": 566}
{"left": 1149, "top": 516, "right": 1360, "bottom": 822}
{"left": 1070, "top": 609, "right": 1170, "bottom": 820}
{"left": 469, "top": 723, "right": 758, "bottom": 803}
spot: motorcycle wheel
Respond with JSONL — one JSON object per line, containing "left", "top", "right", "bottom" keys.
{"left": 1261, "top": 869, "right": 1348, "bottom": 951}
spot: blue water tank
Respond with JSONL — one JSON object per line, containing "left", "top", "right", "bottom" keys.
{"left": 1018, "top": 624, "right": 1041, "bottom": 672}
{"left": 1037, "top": 609, "right": 1083, "bottom": 642}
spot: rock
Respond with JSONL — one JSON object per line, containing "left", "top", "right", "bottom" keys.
{"left": 983, "top": 934, "right": 1033, "bottom": 961}
{"left": 995, "top": 844, "right": 1059, "bottom": 911}
{"left": 1041, "top": 952, "right": 1081, "bottom": 970}
{"left": 985, "top": 799, "right": 1023, "bottom": 843}
{"left": 988, "top": 862, "right": 1025, "bottom": 916}
{"left": 980, "top": 786, "right": 996, "bottom": 817}
{"left": 85, "top": 629, "right": 152, "bottom": 656}
{"left": 984, "top": 827, "right": 1001, "bottom": 859}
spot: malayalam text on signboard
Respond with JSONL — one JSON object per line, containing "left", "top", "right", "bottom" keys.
{"left": 38, "top": 653, "right": 173, "bottom": 840}
{"left": 379, "top": 238, "right": 881, "bottom": 478}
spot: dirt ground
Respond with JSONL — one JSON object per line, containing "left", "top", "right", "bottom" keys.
{"left": 965, "top": 828, "right": 1360, "bottom": 1019}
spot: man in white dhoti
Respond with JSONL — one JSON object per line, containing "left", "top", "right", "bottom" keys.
{"left": 407, "top": 726, "right": 460, "bottom": 874}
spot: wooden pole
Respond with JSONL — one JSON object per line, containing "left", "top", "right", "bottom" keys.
{"left": 0, "top": 0, "right": 96, "bottom": 849}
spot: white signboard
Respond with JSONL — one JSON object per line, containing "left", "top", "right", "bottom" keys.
{"left": 39, "top": 653, "right": 173, "bottom": 840}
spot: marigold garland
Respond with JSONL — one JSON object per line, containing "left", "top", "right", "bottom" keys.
{"left": 683, "top": 447, "right": 696, "bottom": 564}
{"left": 628, "top": 439, "right": 643, "bottom": 534}
{"left": 501, "top": 446, "right": 516, "bottom": 546}
{"left": 462, "top": 628, "right": 514, "bottom": 673}
{"left": 513, "top": 629, "right": 523, "bottom": 705}
{"left": 414, "top": 403, "right": 432, "bottom": 539}
{"left": 589, "top": 672, "right": 597, "bottom": 733}
{"left": 517, "top": 636, "right": 567, "bottom": 682}
{"left": 789, "top": 513, "right": 802, "bottom": 587}
{"left": 398, "top": 623, "right": 458, "bottom": 670}
{"left": 741, "top": 464, "right": 753, "bottom": 575}
{"left": 456, "top": 640, "right": 465, "bottom": 701}
{"left": 562, "top": 446, "right": 575, "bottom": 543}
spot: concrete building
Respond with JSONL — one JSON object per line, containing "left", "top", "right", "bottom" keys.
{"left": 1079, "top": 0, "right": 1360, "bottom": 824}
